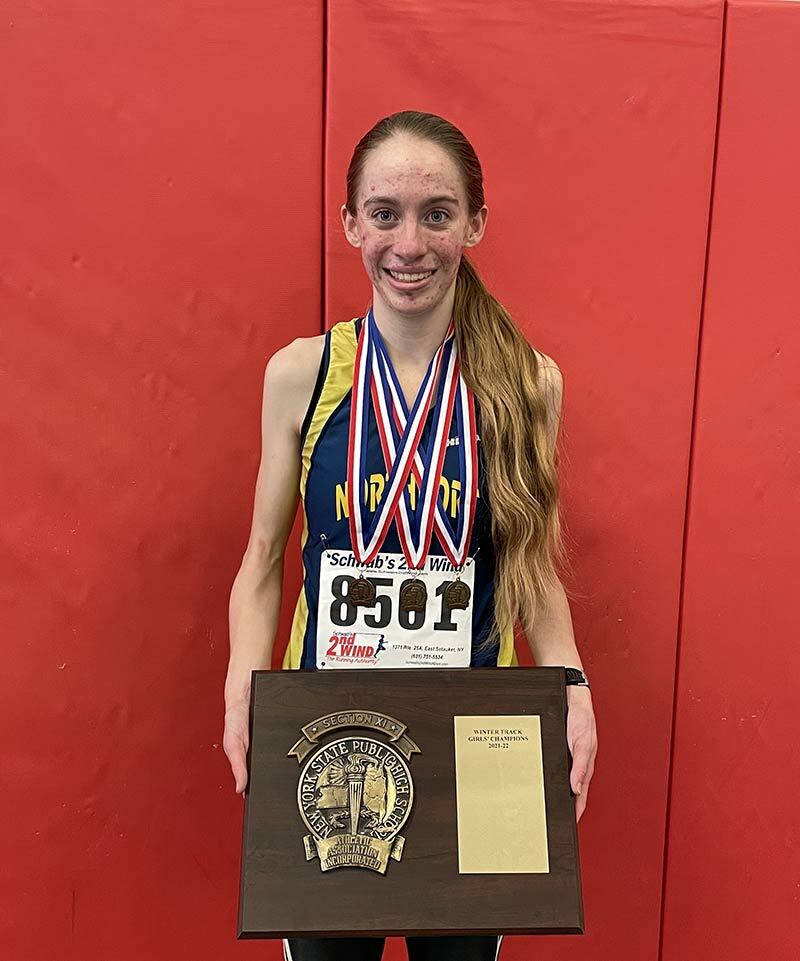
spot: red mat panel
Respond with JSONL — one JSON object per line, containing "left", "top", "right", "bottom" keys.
{"left": 0, "top": 3, "right": 323, "bottom": 959}
{"left": 662, "top": 3, "right": 800, "bottom": 959}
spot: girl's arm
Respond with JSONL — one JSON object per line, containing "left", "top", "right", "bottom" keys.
{"left": 527, "top": 353, "right": 597, "bottom": 821}
{"left": 223, "top": 336, "right": 324, "bottom": 793}
{"left": 525, "top": 352, "right": 582, "bottom": 667}
{"left": 526, "top": 577, "right": 584, "bottom": 671}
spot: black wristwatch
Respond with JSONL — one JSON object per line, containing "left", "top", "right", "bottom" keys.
{"left": 564, "top": 667, "right": 590, "bottom": 688}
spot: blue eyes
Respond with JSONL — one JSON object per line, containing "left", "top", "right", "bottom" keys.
{"left": 372, "top": 209, "right": 450, "bottom": 225}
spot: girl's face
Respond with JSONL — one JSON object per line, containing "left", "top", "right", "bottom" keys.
{"left": 341, "top": 134, "right": 488, "bottom": 318}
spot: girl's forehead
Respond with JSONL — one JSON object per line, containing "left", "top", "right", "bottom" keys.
{"left": 359, "top": 143, "right": 463, "bottom": 205}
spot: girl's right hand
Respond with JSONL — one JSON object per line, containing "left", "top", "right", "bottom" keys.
{"left": 223, "top": 700, "right": 250, "bottom": 794}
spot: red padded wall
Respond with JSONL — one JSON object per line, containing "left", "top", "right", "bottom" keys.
{"left": 0, "top": 3, "right": 322, "bottom": 959}
{"left": 326, "top": 2, "right": 722, "bottom": 958}
{"left": 7, "top": 1, "right": 796, "bottom": 960}
{"left": 662, "top": 4, "right": 800, "bottom": 959}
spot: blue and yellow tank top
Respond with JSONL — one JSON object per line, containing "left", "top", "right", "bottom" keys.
{"left": 282, "top": 317, "right": 517, "bottom": 670}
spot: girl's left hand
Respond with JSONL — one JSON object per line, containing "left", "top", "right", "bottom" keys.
{"left": 566, "top": 685, "right": 597, "bottom": 822}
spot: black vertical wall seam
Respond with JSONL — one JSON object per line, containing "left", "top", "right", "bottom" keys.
{"left": 657, "top": 2, "right": 729, "bottom": 959}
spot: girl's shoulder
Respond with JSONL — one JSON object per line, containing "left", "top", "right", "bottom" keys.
{"left": 263, "top": 334, "right": 327, "bottom": 435}
{"left": 531, "top": 347, "right": 563, "bottom": 393}
{"left": 530, "top": 349, "right": 564, "bottom": 446}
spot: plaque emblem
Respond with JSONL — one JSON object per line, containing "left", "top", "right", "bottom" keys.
{"left": 289, "top": 711, "right": 420, "bottom": 874}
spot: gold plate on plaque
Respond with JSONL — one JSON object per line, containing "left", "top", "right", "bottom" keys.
{"left": 453, "top": 715, "right": 550, "bottom": 874}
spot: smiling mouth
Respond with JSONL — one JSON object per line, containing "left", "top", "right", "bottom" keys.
{"left": 383, "top": 268, "right": 436, "bottom": 283}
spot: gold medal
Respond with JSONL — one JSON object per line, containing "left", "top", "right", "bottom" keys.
{"left": 398, "top": 577, "right": 427, "bottom": 613}
{"left": 348, "top": 575, "right": 377, "bottom": 607}
{"left": 443, "top": 578, "right": 471, "bottom": 610}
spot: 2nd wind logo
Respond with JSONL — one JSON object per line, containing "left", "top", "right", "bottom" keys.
{"left": 288, "top": 711, "right": 420, "bottom": 874}
{"left": 322, "top": 631, "right": 386, "bottom": 666}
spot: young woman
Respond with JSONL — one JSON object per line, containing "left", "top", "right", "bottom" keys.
{"left": 224, "top": 110, "right": 598, "bottom": 961}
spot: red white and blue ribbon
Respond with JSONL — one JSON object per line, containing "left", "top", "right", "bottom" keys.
{"left": 347, "top": 307, "right": 452, "bottom": 566}
{"left": 346, "top": 306, "right": 478, "bottom": 571}
{"left": 371, "top": 324, "right": 478, "bottom": 569}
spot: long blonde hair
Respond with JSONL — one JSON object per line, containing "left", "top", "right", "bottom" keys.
{"left": 345, "top": 110, "right": 567, "bottom": 646}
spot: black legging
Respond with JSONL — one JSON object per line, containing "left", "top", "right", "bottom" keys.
{"left": 284, "top": 935, "right": 502, "bottom": 960}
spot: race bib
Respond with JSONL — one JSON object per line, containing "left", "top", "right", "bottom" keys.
{"left": 316, "top": 549, "right": 475, "bottom": 669}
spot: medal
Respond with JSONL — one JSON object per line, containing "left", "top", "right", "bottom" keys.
{"left": 399, "top": 577, "right": 427, "bottom": 613}
{"left": 443, "top": 577, "right": 471, "bottom": 610}
{"left": 349, "top": 575, "right": 377, "bottom": 607}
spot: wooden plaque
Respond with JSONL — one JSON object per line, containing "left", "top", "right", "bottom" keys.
{"left": 238, "top": 666, "right": 584, "bottom": 938}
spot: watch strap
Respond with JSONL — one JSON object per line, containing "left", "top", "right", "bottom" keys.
{"left": 564, "top": 667, "right": 589, "bottom": 687}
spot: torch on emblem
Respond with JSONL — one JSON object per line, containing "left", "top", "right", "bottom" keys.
{"left": 289, "top": 711, "right": 420, "bottom": 874}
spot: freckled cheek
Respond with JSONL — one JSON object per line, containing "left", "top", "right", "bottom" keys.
{"left": 433, "top": 239, "right": 462, "bottom": 271}
{"left": 361, "top": 238, "right": 391, "bottom": 271}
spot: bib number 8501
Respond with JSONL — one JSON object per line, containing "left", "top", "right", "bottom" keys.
{"left": 329, "top": 574, "right": 459, "bottom": 632}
